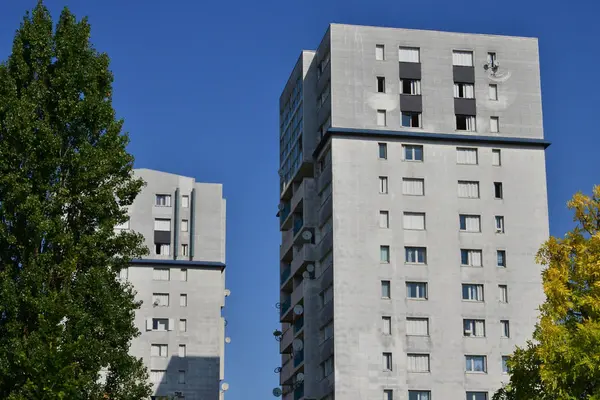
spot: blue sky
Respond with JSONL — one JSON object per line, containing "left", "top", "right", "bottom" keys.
{"left": 0, "top": 0, "right": 599, "bottom": 398}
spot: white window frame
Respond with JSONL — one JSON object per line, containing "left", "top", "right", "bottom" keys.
{"left": 499, "top": 285, "right": 508, "bottom": 303}
{"left": 178, "top": 370, "right": 186, "bottom": 384}
{"left": 490, "top": 116, "right": 499, "bottom": 133}
{"left": 379, "top": 176, "right": 388, "bottom": 194}
{"left": 150, "top": 369, "right": 167, "bottom": 383}
{"left": 179, "top": 319, "right": 187, "bottom": 332}
{"left": 405, "top": 247, "right": 427, "bottom": 264}
{"left": 154, "top": 218, "right": 171, "bottom": 231}
{"left": 465, "top": 356, "right": 487, "bottom": 373}
{"left": 155, "top": 243, "right": 171, "bottom": 256}
{"left": 492, "top": 149, "right": 502, "bottom": 166}
{"left": 181, "top": 195, "right": 190, "bottom": 208}
{"left": 401, "top": 112, "right": 422, "bottom": 128}
{"left": 495, "top": 216, "right": 505, "bottom": 233}
{"left": 181, "top": 219, "right": 189, "bottom": 232}
{"left": 381, "top": 280, "right": 391, "bottom": 299}
{"left": 181, "top": 244, "right": 188, "bottom": 256}
{"left": 379, "top": 211, "right": 389, "bottom": 229}
{"left": 179, "top": 344, "right": 187, "bottom": 358}
{"left": 461, "top": 249, "right": 483, "bottom": 267}
{"left": 383, "top": 352, "right": 393, "bottom": 371}
{"left": 502, "top": 356, "right": 509, "bottom": 373}
{"left": 497, "top": 250, "right": 507, "bottom": 268}
{"left": 462, "top": 284, "right": 484, "bottom": 302}
{"left": 409, "top": 391, "right": 431, "bottom": 400}
{"left": 152, "top": 293, "right": 169, "bottom": 307}
{"left": 377, "top": 76, "right": 386, "bottom": 93}
{"left": 459, "top": 214, "right": 481, "bottom": 232}
{"left": 377, "top": 109, "right": 387, "bottom": 126}
{"left": 180, "top": 294, "right": 188, "bottom": 307}
{"left": 456, "top": 114, "right": 476, "bottom": 131}
{"left": 115, "top": 219, "right": 130, "bottom": 230}
{"left": 155, "top": 194, "right": 171, "bottom": 207}
{"left": 454, "top": 82, "right": 475, "bottom": 99}
{"left": 489, "top": 84, "right": 498, "bottom": 100}
{"left": 501, "top": 320, "right": 510, "bottom": 338}
{"left": 403, "top": 145, "right": 424, "bottom": 161}
{"left": 151, "top": 344, "right": 168, "bottom": 357}
{"left": 376, "top": 44, "right": 385, "bottom": 61}
{"left": 403, "top": 212, "right": 425, "bottom": 230}
{"left": 180, "top": 268, "right": 187, "bottom": 281}
{"left": 467, "top": 392, "right": 488, "bottom": 400}
{"left": 400, "top": 79, "right": 422, "bottom": 95}
{"left": 463, "top": 319, "right": 486, "bottom": 337}
{"left": 382, "top": 316, "right": 391, "bottom": 335}
{"left": 399, "top": 46, "right": 420, "bottom": 63}
{"left": 378, "top": 142, "right": 387, "bottom": 159}
{"left": 407, "top": 282, "right": 427, "bottom": 300}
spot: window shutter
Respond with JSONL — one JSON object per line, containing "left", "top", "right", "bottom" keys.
{"left": 453, "top": 51, "right": 473, "bottom": 66}
{"left": 168, "top": 318, "right": 174, "bottom": 331}
{"left": 146, "top": 318, "right": 153, "bottom": 331}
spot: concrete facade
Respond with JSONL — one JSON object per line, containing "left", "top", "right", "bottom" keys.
{"left": 122, "top": 169, "right": 227, "bottom": 400}
{"left": 278, "top": 24, "right": 549, "bottom": 400}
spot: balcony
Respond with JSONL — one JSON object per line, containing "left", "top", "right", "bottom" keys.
{"left": 280, "top": 327, "right": 294, "bottom": 354}
{"left": 280, "top": 229, "right": 293, "bottom": 262}
{"left": 280, "top": 355, "right": 294, "bottom": 385}
{"left": 294, "top": 383, "right": 304, "bottom": 400}
{"left": 293, "top": 216, "right": 304, "bottom": 236}
{"left": 294, "top": 350, "right": 304, "bottom": 367}
{"left": 280, "top": 202, "right": 292, "bottom": 230}
{"left": 291, "top": 280, "right": 304, "bottom": 308}
{"left": 280, "top": 297, "right": 292, "bottom": 318}
{"left": 280, "top": 264, "right": 291, "bottom": 286}
{"left": 291, "top": 179, "right": 315, "bottom": 215}
{"left": 293, "top": 315, "right": 304, "bottom": 334}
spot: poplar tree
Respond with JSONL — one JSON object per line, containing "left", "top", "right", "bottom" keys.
{"left": 0, "top": 2, "right": 151, "bottom": 399}
{"left": 494, "top": 185, "right": 600, "bottom": 400}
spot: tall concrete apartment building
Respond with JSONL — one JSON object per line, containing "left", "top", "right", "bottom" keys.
{"left": 277, "top": 24, "right": 549, "bottom": 400}
{"left": 118, "top": 168, "right": 227, "bottom": 400}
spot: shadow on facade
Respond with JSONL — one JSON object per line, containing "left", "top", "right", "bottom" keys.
{"left": 153, "top": 356, "right": 221, "bottom": 400}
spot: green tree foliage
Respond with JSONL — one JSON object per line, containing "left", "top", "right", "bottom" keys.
{"left": 0, "top": 2, "right": 151, "bottom": 399}
{"left": 494, "top": 185, "right": 600, "bottom": 400}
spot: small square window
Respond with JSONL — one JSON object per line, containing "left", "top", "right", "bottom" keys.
{"left": 402, "top": 112, "right": 422, "bottom": 128}
{"left": 453, "top": 50, "right": 473, "bottom": 66}
{"left": 490, "top": 117, "right": 499, "bottom": 133}
{"left": 456, "top": 115, "right": 476, "bottom": 131}
{"left": 378, "top": 143, "right": 387, "bottom": 159}
{"left": 462, "top": 284, "right": 484, "bottom": 301}
{"left": 400, "top": 79, "right": 421, "bottom": 95}
{"left": 494, "top": 182, "right": 503, "bottom": 199}
{"left": 399, "top": 47, "right": 420, "bottom": 63}
{"left": 465, "top": 355, "right": 487, "bottom": 372}
{"left": 407, "top": 282, "right": 427, "bottom": 299}
{"left": 459, "top": 214, "right": 481, "bottom": 232}
{"left": 409, "top": 391, "right": 430, "bottom": 400}
{"left": 377, "top": 109, "right": 387, "bottom": 126}
{"left": 405, "top": 247, "right": 427, "bottom": 264}
{"left": 377, "top": 76, "right": 386, "bottom": 93}
{"left": 155, "top": 194, "right": 171, "bottom": 207}
{"left": 403, "top": 145, "right": 423, "bottom": 161}
{"left": 376, "top": 44, "right": 385, "bottom": 61}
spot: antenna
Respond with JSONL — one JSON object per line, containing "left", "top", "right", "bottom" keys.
{"left": 273, "top": 388, "right": 283, "bottom": 397}
{"left": 293, "top": 304, "right": 304, "bottom": 316}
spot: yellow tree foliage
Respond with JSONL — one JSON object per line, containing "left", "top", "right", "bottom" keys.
{"left": 494, "top": 185, "right": 600, "bottom": 400}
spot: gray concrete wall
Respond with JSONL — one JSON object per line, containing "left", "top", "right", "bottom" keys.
{"left": 330, "top": 136, "right": 548, "bottom": 399}
{"left": 328, "top": 24, "right": 544, "bottom": 139}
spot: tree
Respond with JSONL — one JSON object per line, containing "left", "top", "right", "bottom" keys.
{"left": 494, "top": 185, "right": 600, "bottom": 400}
{"left": 0, "top": 2, "right": 151, "bottom": 399}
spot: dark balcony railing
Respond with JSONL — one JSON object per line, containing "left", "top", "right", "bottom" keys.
{"left": 293, "top": 316, "right": 304, "bottom": 333}
{"left": 294, "top": 383, "right": 304, "bottom": 400}
{"left": 280, "top": 202, "right": 291, "bottom": 225}
{"left": 280, "top": 264, "right": 291, "bottom": 285}
{"left": 280, "top": 298, "right": 292, "bottom": 317}
{"left": 293, "top": 350, "right": 304, "bottom": 367}
{"left": 293, "top": 216, "right": 304, "bottom": 235}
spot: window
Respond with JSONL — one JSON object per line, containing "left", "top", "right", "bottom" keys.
{"left": 178, "top": 370, "right": 186, "bottom": 384}
{"left": 317, "top": 52, "right": 330, "bottom": 79}
{"left": 453, "top": 50, "right": 473, "bottom": 66}
{"left": 502, "top": 356, "right": 510, "bottom": 373}
{"left": 379, "top": 177, "right": 388, "bottom": 194}
{"left": 407, "top": 354, "right": 430, "bottom": 372}
{"left": 407, "top": 282, "right": 427, "bottom": 299}
{"left": 376, "top": 44, "right": 385, "bottom": 60}
{"left": 149, "top": 318, "right": 171, "bottom": 332}
{"left": 179, "top": 319, "right": 187, "bottom": 332}
{"left": 501, "top": 320, "right": 510, "bottom": 338}
{"left": 403, "top": 178, "right": 424, "bottom": 196}
{"left": 321, "top": 285, "right": 333, "bottom": 306}
{"left": 461, "top": 249, "right": 482, "bottom": 267}
{"left": 497, "top": 250, "right": 506, "bottom": 268}
{"left": 488, "top": 52, "right": 497, "bottom": 65}
{"left": 402, "top": 112, "right": 422, "bottom": 128}
{"left": 466, "top": 355, "right": 487, "bottom": 373}
{"left": 150, "top": 370, "right": 167, "bottom": 383}
{"left": 499, "top": 285, "right": 508, "bottom": 303}
{"left": 454, "top": 82, "right": 474, "bottom": 99}
{"left": 495, "top": 216, "right": 505, "bottom": 233}
{"left": 180, "top": 268, "right": 187, "bottom": 281}
{"left": 180, "top": 294, "right": 188, "bottom": 307}
{"left": 456, "top": 115, "right": 476, "bottom": 131}
{"left": 405, "top": 247, "right": 427, "bottom": 264}
{"left": 456, "top": 147, "right": 478, "bottom": 164}
{"left": 377, "top": 109, "right": 387, "bottom": 126}
{"left": 317, "top": 82, "right": 330, "bottom": 110}
{"left": 384, "top": 390, "right": 394, "bottom": 400}
{"left": 403, "top": 145, "right": 423, "bottom": 161}
{"left": 154, "top": 218, "right": 171, "bottom": 231}
{"left": 494, "top": 182, "right": 503, "bottom": 199}
{"left": 378, "top": 143, "right": 387, "bottom": 159}
{"left": 320, "top": 356, "right": 334, "bottom": 379}
{"left": 467, "top": 392, "right": 488, "bottom": 400}
{"left": 403, "top": 213, "right": 425, "bottom": 230}
{"left": 155, "top": 244, "right": 170, "bottom": 256}
{"left": 409, "top": 391, "right": 431, "bottom": 400}
{"left": 377, "top": 76, "right": 386, "bottom": 93}
{"left": 151, "top": 344, "right": 168, "bottom": 357}
{"left": 118, "top": 267, "right": 128, "bottom": 281}
{"left": 181, "top": 219, "right": 189, "bottom": 232}
{"left": 383, "top": 352, "right": 393, "bottom": 371}
{"left": 381, "top": 280, "right": 391, "bottom": 299}
{"left": 153, "top": 268, "right": 170, "bottom": 281}
{"left": 380, "top": 211, "right": 389, "bottom": 228}
{"left": 400, "top": 79, "right": 422, "bottom": 95}
{"left": 181, "top": 244, "right": 188, "bottom": 256}
{"left": 399, "top": 47, "right": 420, "bottom": 62}
{"left": 320, "top": 321, "right": 334, "bottom": 343}
{"left": 115, "top": 219, "right": 130, "bottom": 230}
{"left": 155, "top": 194, "right": 171, "bottom": 207}
{"left": 492, "top": 149, "right": 501, "bottom": 166}
{"left": 382, "top": 316, "right": 391, "bottom": 335}
{"left": 380, "top": 245, "right": 390, "bottom": 263}
{"left": 181, "top": 195, "right": 189, "bottom": 208}
{"left": 152, "top": 293, "right": 169, "bottom": 307}
{"left": 463, "top": 319, "right": 485, "bottom": 337}
{"left": 490, "top": 117, "right": 499, "bottom": 133}
{"left": 462, "top": 284, "right": 484, "bottom": 302}
{"left": 489, "top": 84, "right": 498, "bottom": 100}
{"left": 179, "top": 344, "right": 186, "bottom": 358}
{"left": 406, "top": 317, "right": 429, "bottom": 336}
{"left": 459, "top": 215, "right": 481, "bottom": 232}
{"left": 458, "top": 181, "right": 480, "bottom": 198}
{"left": 320, "top": 182, "right": 332, "bottom": 207}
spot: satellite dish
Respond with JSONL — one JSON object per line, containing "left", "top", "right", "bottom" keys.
{"left": 292, "top": 339, "right": 304, "bottom": 351}
{"left": 224, "top": 289, "right": 231, "bottom": 297}
{"left": 306, "top": 264, "right": 315, "bottom": 273}
{"left": 301, "top": 230, "right": 313, "bottom": 241}
{"left": 293, "top": 304, "right": 304, "bottom": 315}
{"left": 273, "top": 388, "right": 283, "bottom": 397}
{"left": 296, "top": 372, "right": 304, "bottom": 382}
{"left": 225, "top": 337, "right": 231, "bottom": 344}
{"left": 302, "top": 271, "right": 310, "bottom": 279}
{"left": 221, "top": 382, "right": 229, "bottom": 391}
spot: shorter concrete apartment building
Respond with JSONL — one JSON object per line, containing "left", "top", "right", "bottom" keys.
{"left": 117, "top": 168, "right": 228, "bottom": 400}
